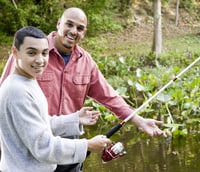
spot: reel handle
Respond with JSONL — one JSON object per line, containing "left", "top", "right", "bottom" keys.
{"left": 87, "top": 123, "right": 123, "bottom": 157}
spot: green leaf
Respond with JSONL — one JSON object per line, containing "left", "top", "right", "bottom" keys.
{"left": 157, "top": 93, "right": 172, "bottom": 103}
{"left": 136, "top": 68, "right": 143, "bottom": 78}
{"left": 127, "top": 79, "right": 134, "bottom": 86}
{"left": 163, "top": 123, "right": 185, "bottom": 128}
{"left": 135, "top": 82, "right": 146, "bottom": 91}
{"left": 119, "top": 56, "right": 125, "bottom": 64}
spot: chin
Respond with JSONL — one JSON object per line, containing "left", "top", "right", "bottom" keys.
{"left": 63, "top": 43, "right": 73, "bottom": 50}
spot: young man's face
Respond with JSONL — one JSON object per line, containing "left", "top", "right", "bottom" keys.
{"left": 56, "top": 10, "right": 87, "bottom": 52}
{"left": 13, "top": 37, "right": 49, "bottom": 79}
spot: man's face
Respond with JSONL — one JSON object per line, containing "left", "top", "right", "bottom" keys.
{"left": 56, "top": 10, "right": 87, "bottom": 52}
{"left": 14, "top": 37, "right": 49, "bottom": 79}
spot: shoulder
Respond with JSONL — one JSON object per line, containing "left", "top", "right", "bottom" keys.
{"left": 75, "top": 45, "right": 96, "bottom": 65}
{"left": 1, "top": 75, "right": 33, "bottom": 99}
{"left": 75, "top": 45, "right": 90, "bottom": 57}
{"left": 47, "top": 31, "right": 57, "bottom": 51}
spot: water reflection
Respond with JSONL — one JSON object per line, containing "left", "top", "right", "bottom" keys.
{"left": 83, "top": 131, "right": 200, "bottom": 172}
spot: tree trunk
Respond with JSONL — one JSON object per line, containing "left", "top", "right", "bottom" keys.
{"left": 175, "top": 0, "right": 180, "bottom": 26}
{"left": 152, "top": 0, "right": 162, "bottom": 57}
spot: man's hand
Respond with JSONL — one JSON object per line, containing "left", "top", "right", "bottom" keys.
{"left": 78, "top": 107, "right": 100, "bottom": 125}
{"left": 130, "top": 114, "right": 166, "bottom": 137}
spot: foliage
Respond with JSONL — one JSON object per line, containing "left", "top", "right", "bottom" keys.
{"left": 1, "top": 0, "right": 200, "bottom": 39}
{"left": 0, "top": 0, "right": 63, "bottom": 35}
{"left": 0, "top": 0, "right": 124, "bottom": 38}
{"left": 180, "top": 0, "right": 198, "bottom": 12}
{"left": 73, "top": 0, "right": 123, "bottom": 36}
{"left": 1, "top": 0, "right": 200, "bottom": 138}
{"left": 82, "top": 32, "right": 200, "bottom": 138}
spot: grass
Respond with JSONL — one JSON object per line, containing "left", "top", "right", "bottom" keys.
{"left": 164, "top": 33, "right": 200, "bottom": 54}
{"left": 0, "top": 24, "right": 200, "bottom": 137}
{"left": 82, "top": 24, "right": 200, "bottom": 137}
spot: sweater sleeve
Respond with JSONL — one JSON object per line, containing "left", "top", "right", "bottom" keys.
{"left": 49, "top": 113, "right": 83, "bottom": 137}
{"left": 9, "top": 93, "right": 87, "bottom": 164}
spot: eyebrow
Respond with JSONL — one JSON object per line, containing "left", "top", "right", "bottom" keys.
{"left": 26, "top": 47, "right": 49, "bottom": 51}
{"left": 66, "top": 19, "right": 86, "bottom": 29}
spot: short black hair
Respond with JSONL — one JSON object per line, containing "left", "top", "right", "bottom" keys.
{"left": 13, "top": 26, "right": 47, "bottom": 50}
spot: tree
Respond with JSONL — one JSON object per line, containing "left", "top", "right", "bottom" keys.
{"left": 175, "top": 0, "right": 180, "bottom": 26}
{"left": 152, "top": 0, "right": 162, "bottom": 57}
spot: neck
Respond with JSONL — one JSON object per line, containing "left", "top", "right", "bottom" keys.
{"left": 14, "top": 67, "right": 35, "bottom": 80}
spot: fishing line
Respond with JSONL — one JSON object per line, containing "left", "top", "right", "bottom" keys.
{"left": 106, "top": 56, "right": 200, "bottom": 138}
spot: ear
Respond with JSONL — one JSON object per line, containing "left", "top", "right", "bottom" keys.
{"left": 12, "top": 47, "right": 18, "bottom": 60}
{"left": 80, "top": 28, "right": 87, "bottom": 40}
{"left": 56, "top": 19, "right": 61, "bottom": 30}
{"left": 83, "top": 28, "right": 87, "bottom": 38}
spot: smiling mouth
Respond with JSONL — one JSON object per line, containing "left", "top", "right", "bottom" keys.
{"left": 31, "top": 64, "right": 45, "bottom": 71}
{"left": 66, "top": 33, "right": 76, "bottom": 41}
{"left": 32, "top": 64, "right": 44, "bottom": 68}
{"left": 67, "top": 35, "right": 74, "bottom": 40}
{"left": 62, "top": 34, "right": 76, "bottom": 49}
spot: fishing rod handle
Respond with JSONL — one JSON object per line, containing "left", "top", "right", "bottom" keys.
{"left": 106, "top": 123, "right": 123, "bottom": 138}
{"left": 86, "top": 123, "right": 123, "bottom": 157}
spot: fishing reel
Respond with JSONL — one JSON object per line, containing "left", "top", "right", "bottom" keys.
{"left": 101, "top": 142, "right": 126, "bottom": 163}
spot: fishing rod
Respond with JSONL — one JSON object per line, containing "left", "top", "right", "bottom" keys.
{"left": 106, "top": 56, "right": 200, "bottom": 138}
{"left": 101, "top": 56, "right": 200, "bottom": 163}
{"left": 106, "top": 57, "right": 200, "bottom": 138}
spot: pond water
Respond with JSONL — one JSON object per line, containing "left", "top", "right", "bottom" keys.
{"left": 83, "top": 130, "right": 200, "bottom": 172}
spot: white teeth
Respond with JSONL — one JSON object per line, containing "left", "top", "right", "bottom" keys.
{"left": 66, "top": 34, "right": 74, "bottom": 40}
{"left": 32, "top": 64, "right": 43, "bottom": 68}
{"left": 67, "top": 36, "right": 73, "bottom": 40}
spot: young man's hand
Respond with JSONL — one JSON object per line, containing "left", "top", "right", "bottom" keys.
{"left": 87, "top": 135, "right": 111, "bottom": 152}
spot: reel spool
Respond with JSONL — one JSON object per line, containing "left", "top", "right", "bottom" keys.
{"left": 101, "top": 142, "right": 126, "bottom": 163}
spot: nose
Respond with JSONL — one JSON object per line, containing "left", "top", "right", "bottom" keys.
{"left": 35, "top": 54, "right": 44, "bottom": 63}
{"left": 70, "top": 26, "right": 77, "bottom": 35}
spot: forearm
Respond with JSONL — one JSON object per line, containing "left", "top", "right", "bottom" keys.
{"left": 129, "top": 114, "right": 144, "bottom": 128}
{"left": 50, "top": 112, "right": 83, "bottom": 137}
